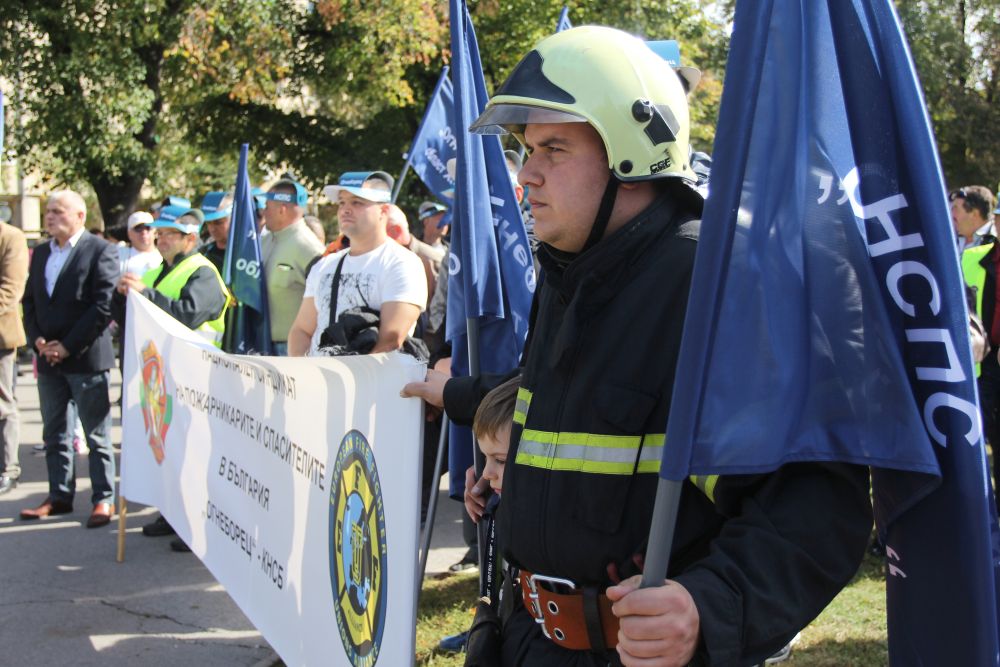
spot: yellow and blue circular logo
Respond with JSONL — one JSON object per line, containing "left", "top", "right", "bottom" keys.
{"left": 329, "top": 430, "right": 388, "bottom": 667}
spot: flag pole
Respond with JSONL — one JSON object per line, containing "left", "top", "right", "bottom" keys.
{"left": 465, "top": 316, "right": 489, "bottom": 594}
{"left": 116, "top": 496, "right": 128, "bottom": 562}
{"left": 418, "top": 414, "right": 450, "bottom": 586}
{"left": 639, "top": 479, "right": 683, "bottom": 587}
{"left": 390, "top": 166, "right": 409, "bottom": 204}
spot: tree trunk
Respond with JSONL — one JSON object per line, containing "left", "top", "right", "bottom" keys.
{"left": 90, "top": 173, "right": 145, "bottom": 231}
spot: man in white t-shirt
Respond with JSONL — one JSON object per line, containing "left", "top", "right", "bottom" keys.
{"left": 118, "top": 211, "right": 162, "bottom": 277}
{"left": 288, "top": 171, "right": 426, "bottom": 356}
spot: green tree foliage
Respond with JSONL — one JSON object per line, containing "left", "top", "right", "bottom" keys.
{"left": 4, "top": 1, "right": 998, "bottom": 222}
{"left": 897, "top": 0, "right": 1000, "bottom": 189}
{"left": 0, "top": 0, "right": 289, "bottom": 227}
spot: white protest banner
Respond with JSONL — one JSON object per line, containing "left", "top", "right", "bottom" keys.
{"left": 121, "top": 291, "right": 425, "bottom": 667}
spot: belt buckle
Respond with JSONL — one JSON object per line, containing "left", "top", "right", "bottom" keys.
{"left": 526, "top": 573, "right": 576, "bottom": 641}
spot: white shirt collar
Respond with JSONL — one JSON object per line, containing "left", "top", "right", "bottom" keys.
{"left": 50, "top": 227, "right": 87, "bottom": 252}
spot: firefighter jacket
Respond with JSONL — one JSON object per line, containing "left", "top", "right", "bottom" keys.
{"left": 487, "top": 192, "right": 873, "bottom": 667}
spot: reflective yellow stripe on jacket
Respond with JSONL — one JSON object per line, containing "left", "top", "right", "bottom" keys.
{"left": 516, "top": 429, "right": 665, "bottom": 474}
{"left": 513, "top": 387, "right": 719, "bottom": 500}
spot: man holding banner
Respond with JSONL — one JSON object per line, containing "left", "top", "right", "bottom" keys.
{"left": 116, "top": 207, "right": 231, "bottom": 351}
{"left": 458, "top": 26, "right": 872, "bottom": 666}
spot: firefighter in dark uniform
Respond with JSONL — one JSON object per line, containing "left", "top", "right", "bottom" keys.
{"left": 405, "top": 26, "right": 872, "bottom": 667}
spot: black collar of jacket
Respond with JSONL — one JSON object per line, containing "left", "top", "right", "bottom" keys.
{"left": 537, "top": 192, "right": 680, "bottom": 302}
{"left": 535, "top": 193, "right": 692, "bottom": 370}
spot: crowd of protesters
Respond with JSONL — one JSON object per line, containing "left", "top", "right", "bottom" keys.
{"left": 3, "top": 21, "right": 999, "bottom": 667}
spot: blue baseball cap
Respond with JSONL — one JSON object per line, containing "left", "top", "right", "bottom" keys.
{"left": 159, "top": 195, "right": 191, "bottom": 209}
{"left": 201, "top": 191, "right": 232, "bottom": 222}
{"left": 251, "top": 187, "right": 267, "bottom": 211}
{"left": 418, "top": 201, "right": 449, "bottom": 224}
{"left": 265, "top": 179, "right": 309, "bottom": 207}
{"left": 151, "top": 205, "right": 203, "bottom": 234}
{"left": 646, "top": 40, "right": 701, "bottom": 92}
{"left": 322, "top": 171, "right": 394, "bottom": 204}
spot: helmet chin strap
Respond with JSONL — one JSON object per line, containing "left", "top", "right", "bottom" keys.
{"left": 580, "top": 174, "right": 620, "bottom": 254}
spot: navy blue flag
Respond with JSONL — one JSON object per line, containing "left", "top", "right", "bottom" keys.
{"left": 556, "top": 6, "right": 572, "bottom": 32}
{"left": 661, "top": 0, "right": 1000, "bottom": 663}
{"left": 223, "top": 144, "right": 273, "bottom": 355}
{"left": 406, "top": 67, "right": 457, "bottom": 205}
{"left": 446, "top": 0, "right": 536, "bottom": 496}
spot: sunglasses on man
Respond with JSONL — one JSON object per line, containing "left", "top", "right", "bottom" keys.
{"left": 949, "top": 188, "right": 991, "bottom": 217}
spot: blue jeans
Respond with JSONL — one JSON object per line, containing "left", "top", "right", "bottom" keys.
{"left": 37, "top": 371, "right": 115, "bottom": 506}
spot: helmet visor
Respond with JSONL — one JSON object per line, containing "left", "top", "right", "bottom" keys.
{"left": 470, "top": 103, "right": 587, "bottom": 135}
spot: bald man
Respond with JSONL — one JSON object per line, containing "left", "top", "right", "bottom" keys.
{"left": 21, "top": 190, "right": 120, "bottom": 528}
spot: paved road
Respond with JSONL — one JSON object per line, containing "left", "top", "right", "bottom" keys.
{"left": 0, "top": 363, "right": 470, "bottom": 666}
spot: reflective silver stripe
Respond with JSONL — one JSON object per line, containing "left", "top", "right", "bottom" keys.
{"left": 516, "top": 431, "right": 665, "bottom": 474}
{"left": 514, "top": 388, "right": 532, "bottom": 425}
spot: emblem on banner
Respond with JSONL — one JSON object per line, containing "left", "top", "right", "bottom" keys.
{"left": 139, "top": 340, "right": 172, "bottom": 464}
{"left": 329, "top": 430, "right": 388, "bottom": 667}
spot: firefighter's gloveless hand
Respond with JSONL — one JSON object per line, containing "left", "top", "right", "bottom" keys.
{"left": 606, "top": 576, "right": 700, "bottom": 667}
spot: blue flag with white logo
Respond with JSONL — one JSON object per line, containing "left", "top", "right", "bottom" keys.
{"left": 446, "top": 0, "right": 536, "bottom": 497}
{"left": 660, "top": 0, "right": 1000, "bottom": 663}
{"left": 223, "top": 144, "right": 273, "bottom": 355}
{"left": 407, "top": 67, "right": 457, "bottom": 205}
{"left": 556, "top": 6, "right": 572, "bottom": 33}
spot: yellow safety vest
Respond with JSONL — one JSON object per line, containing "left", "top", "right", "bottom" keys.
{"left": 961, "top": 243, "right": 993, "bottom": 377}
{"left": 142, "top": 252, "right": 230, "bottom": 348}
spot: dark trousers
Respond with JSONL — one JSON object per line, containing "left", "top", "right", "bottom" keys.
{"left": 979, "top": 352, "right": 1000, "bottom": 504}
{"left": 37, "top": 371, "right": 115, "bottom": 506}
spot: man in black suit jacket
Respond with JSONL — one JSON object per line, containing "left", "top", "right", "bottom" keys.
{"left": 21, "top": 190, "right": 120, "bottom": 528}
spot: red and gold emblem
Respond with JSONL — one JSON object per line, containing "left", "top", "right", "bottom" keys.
{"left": 139, "top": 340, "right": 172, "bottom": 464}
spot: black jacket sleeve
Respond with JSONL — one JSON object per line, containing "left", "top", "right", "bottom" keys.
{"left": 142, "top": 266, "right": 227, "bottom": 330}
{"left": 443, "top": 370, "right": 520, "bottom": 426}
{"left": 674, "top": 462, "right": 873, "bottom": 666}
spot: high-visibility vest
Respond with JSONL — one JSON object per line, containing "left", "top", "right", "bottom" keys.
{"left": 142, "top": 252, "right": 230, "bottom": 347}
{"left": 961, "top": 242, "right": 993, "bottom": 377}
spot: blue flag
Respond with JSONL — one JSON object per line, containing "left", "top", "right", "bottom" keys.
{"left": 446, "top": 0, "right": 536, "bottom": 497}
{"left": 661, "top": 0, "right": 1000, "bottom": 663}
{"left": 556, "top": 6, "right": 572, "bottom": 33}
{"left": 406, "top": 67, "right": 457, "bottom": 205}
{"left": 223, "top": 144, "right": 273, "bottom": 355}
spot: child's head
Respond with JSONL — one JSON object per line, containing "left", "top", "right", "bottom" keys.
{"left": 472, "top": 375, "right": 520, "bottom": 493}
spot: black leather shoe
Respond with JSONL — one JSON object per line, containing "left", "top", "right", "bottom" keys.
{"left": 0, "top": 475, "right": 17, "bottom": 495}
{"left": 169, "top": 537, "right": 191, "bottom": 552}
{"left": 142, "top": 515, "right": 175, "bottom": 537}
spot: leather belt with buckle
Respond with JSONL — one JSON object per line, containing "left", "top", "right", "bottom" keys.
{"left": 518, "top": 569, "right": 620, "bottom": 652}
